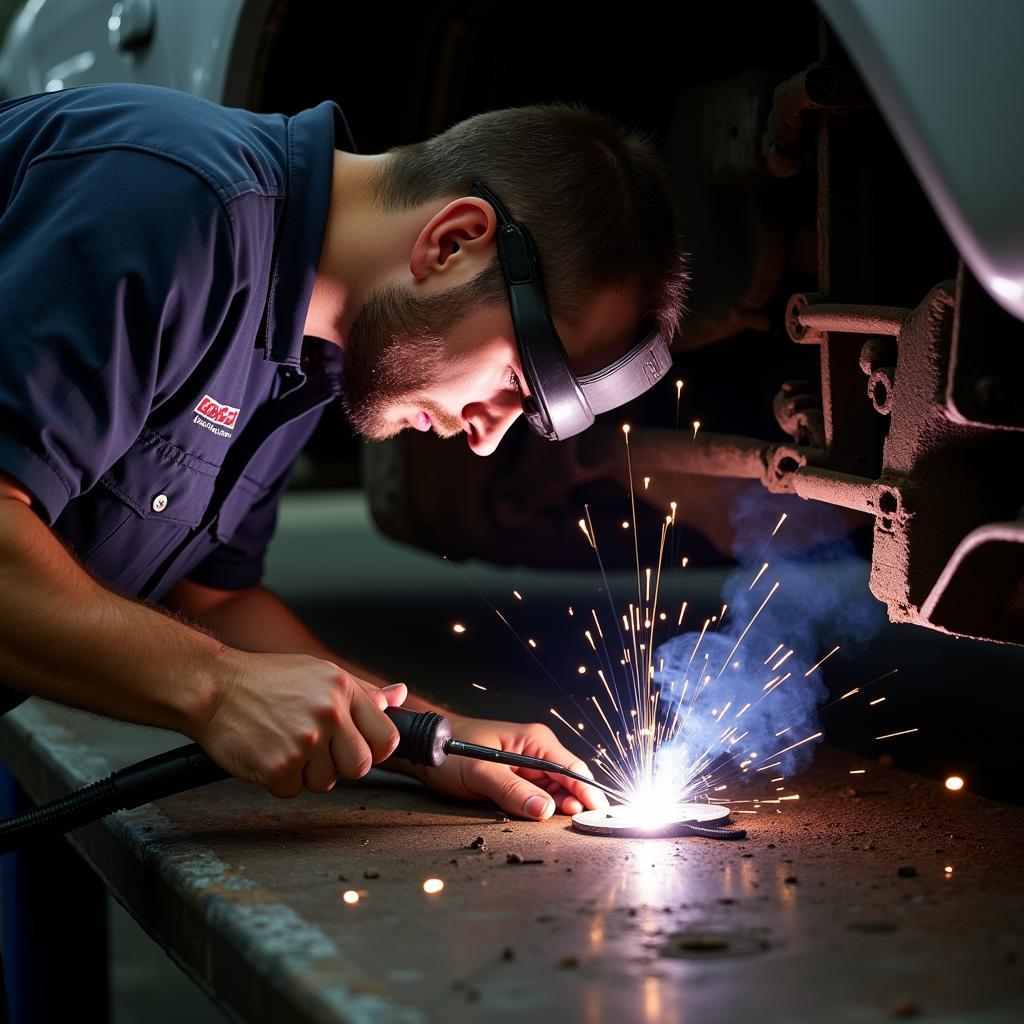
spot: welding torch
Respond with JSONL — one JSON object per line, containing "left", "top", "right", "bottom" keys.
{"left": 0, "top": 707, "right": 620, "bottom": 853}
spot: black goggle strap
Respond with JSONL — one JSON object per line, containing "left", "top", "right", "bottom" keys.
{"left": 471, "top": 181, "right": 592, "bottom": 439}
{"left": 578, "top": 328, "right": 674, "bottom": 415}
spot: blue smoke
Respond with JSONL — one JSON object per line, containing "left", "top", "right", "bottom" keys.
{"left": 652, "top": 484, "right": 884, "bottom": 795}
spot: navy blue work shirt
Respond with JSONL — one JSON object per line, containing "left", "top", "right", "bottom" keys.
{"left": 0, "top": 84, "right": 353, "bottom": 602}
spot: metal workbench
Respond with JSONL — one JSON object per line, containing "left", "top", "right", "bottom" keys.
{"left": 2, "top": 696, "right": 1023, "bottom": 1024}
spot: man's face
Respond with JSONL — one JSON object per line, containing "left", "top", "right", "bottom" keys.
{"left": 338, "top": 272, "right": 637, "bottom": 457}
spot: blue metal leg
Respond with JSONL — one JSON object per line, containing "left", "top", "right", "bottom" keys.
{"left": 0, "top": 762, "right": 110, "bottom": 1024}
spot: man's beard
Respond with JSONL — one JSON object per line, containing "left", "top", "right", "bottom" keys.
{"left": 337, "top": 268, "right": 507, "bottom": 441}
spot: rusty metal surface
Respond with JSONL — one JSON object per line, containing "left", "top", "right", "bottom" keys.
{"left": 3, "top": 698, "right": 1023, "bottom": 1024}
{"left": 778, "top": 277, "right": 1024, "bottom": 643}
{"left": 762, "top": 61, "right": 869, "bottom": 178}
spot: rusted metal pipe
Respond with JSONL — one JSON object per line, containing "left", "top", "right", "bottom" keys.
{"left": 762, "top": 63, "right": 869, "bottom": 178}
{"left": 797, "top": 303, "right": 910, "bottom": 337}
{"left": 577, "top": 427, "right": 768, "bottom": 480}
{"left": 791, "top": 465, "right": 878, "bottom": 515}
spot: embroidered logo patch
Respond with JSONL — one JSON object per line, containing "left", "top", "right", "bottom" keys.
{"left": 193, "top": 395, "right": 240, "bottom": 438}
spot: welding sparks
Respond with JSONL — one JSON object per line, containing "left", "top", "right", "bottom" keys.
{"left": 875, "top": 728, "right": 919, "bottom": 741}
{"left": 452, "top": 623, "right": 466, "bottom": 634}
{"left": 749, "top": 562, "right": 769, "bottom": 591}
{"left": 804, "top": 645, "right": 839, "bottom": 677}
{"left": 472, "top": 683, "right": 487, "bottom": 691}
{"left": 445, "top": 397, "right": 869, "bottom": 831}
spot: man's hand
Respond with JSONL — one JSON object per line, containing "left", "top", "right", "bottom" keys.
{"left": 395, "top": 715, "right": 610, "bottom": 820}
{"left": 194, "top": 651, "right": 408, "bottom": 798}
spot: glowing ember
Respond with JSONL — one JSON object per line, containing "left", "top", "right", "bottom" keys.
{"left": 945, "top": 775, "right": 965, "bottom": 792}
{"left": 422, "top": 878, "right": 444, "bottom": 894}
{"left": 944, "top": 865, "right": 954, "bottom": 875}
{"left": 452, "top": 623, "right": 466, "bottom": 634}
{"left": 341, "top": 890, "right": 360, "bottom": 905}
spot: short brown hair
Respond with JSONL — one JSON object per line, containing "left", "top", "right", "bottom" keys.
{"left": 368, "top": 102, "right": 688, "bottom": 352}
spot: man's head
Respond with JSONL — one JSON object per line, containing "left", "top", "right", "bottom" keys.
{"left": 336, "top": 102, "right": 688, "bottom": 456}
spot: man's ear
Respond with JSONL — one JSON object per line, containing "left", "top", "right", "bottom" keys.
{"left": 409, "top": 197, "right": 497, "bottom": 282}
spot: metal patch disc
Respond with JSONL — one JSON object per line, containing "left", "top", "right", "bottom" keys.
{"left": 572, "top": 802, "right": 731, "bottom": 838}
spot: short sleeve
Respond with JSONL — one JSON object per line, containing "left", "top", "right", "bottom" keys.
{"left": 0, "top": 148, "right": 239, "bottom": 523}
{"left": 185, "top": 462, "right": 298, "bottom": 591}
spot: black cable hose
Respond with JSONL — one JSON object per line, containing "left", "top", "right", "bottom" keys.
{"left": 0, "top": 776, "right": 120, "bottom": 849}
{"left": 0, "top": 743, "right": 228, "bottom": 855}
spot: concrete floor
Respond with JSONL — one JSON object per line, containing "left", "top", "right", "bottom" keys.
{"left": 7, "top": 488, "right": 1024, "bottom": 1021}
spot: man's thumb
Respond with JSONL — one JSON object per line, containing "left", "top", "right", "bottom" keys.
{"left": 474, "top": 766, "right": 555, "bottom": 820}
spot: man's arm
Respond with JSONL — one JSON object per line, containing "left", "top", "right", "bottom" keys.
{"left": 0, "top": 475, "right": 400, "bottom": 797}
{"left": 165, "top": 578, "right": 431, "bottom": 707}
{"left": 164, "top": 578, "right": 608, "bottom": 819}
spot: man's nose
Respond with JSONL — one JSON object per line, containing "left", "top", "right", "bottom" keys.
{"left": 462, "top": 394, "right": 523, "bottom": 456}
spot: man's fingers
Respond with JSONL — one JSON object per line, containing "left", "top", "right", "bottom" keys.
{"left": 354, "top": 680, "right": 407, "bottom": 711}
{"left": 267, "top": 775, "right": 303, "bottom": 799}
{"left": 349, "top": 694, "right": 400, "bottom": 764}
{"left": 521, "top": 727, "right": 610, "bottom": 810}
{"left": 562, "top": 759, "right": 610, "bottom": 810}
{"left": 530, "top": 775, "right": 584, "bottom": 816}
{"left": 380, "top": 682, "right": 407, "bottom": 706}
{"left": 329, "top": 728, "right": 373, "bottom": 779}
{"left": 469, "top": 763, "right": 556, "bottom": 820}
{"left": 302, "top": 748, "right": 337, "bottom": 793}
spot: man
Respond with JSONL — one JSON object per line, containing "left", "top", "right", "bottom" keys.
{"left": 0, "top": 84, "right": 687, "bottom": 821}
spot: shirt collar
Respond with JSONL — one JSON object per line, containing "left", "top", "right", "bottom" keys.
{"left": 261, "top": 100, "right": 358, "bottom": 365}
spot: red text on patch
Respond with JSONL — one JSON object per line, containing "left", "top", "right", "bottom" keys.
{"left": 194, "top": 395, "right": 240, "bottom": 429}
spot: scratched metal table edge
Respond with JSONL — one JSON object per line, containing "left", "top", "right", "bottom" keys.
{"left": 0, "top": 700, "right": 429, "bottom": 1024}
